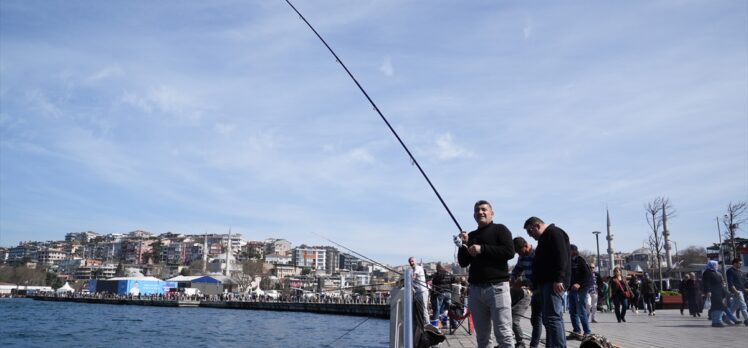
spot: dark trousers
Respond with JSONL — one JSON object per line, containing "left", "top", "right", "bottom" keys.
{"left": 612, "top": 295, "right": 628, "bottom": 322}
{"left": 643, "top": 293, "right": 656, "bottom": 313}
{"left": 530, "top": 290, "right": 543, "bottom": 348}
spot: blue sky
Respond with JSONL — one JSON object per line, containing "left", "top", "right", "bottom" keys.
{"left": 1, "top": 1, "right": 746, "bottom": 266}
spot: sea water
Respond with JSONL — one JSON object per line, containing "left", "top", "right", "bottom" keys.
{"left": 0, "top": 298, "right": 388, "bottom": 348}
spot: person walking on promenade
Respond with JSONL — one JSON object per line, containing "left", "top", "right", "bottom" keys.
{"left": 510, "top": 286, "right": 532, "bottom": 348}
{"left": 627, "top": 275, "right": 640, "bottom": 314}
{"left": 640, "top": 273, "right": 657, "bottom": 316}
{"left": 588, "top": 263, "right": 601, "bottom": 323}
{"left": 567, "top": 244, "right": 593, "bottom": 340}
{"left": 408, "top": 256, "right": 430, "bottom": 323}
{"left": 511, "top": 236, "right": 542, "bottom": 348}
{"left": 524, "top": 216, "right": 570, "bottom": 348}
{"left": 457, "top": 200, "right": 515, "bottom": 348}
{"left": 726, "top": 258, "right": 748, "bottom": 326}
{"left": 727, "top": 258, "right": 748, "bottom": 326}
{"left": 685, "top": 272, "right": 703, "bottom": 317}
{"left": 609, "top": 267, "right": 631, "bottom": 323}
{"left": 702, "top": 260, "right": 739, "bottom": 327}
{"left": 601, "top": 277, "right": 611, "bottom": 313}
{"left": 679, "top": 274, "right": 689, "bottom": 315}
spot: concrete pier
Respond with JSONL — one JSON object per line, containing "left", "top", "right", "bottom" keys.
{"left": 32, "top": 295, "right": 388, "bottom": 318}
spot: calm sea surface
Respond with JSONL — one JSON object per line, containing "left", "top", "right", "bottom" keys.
{"left": 0, "top": 298, "right": 389, "bottom": 348}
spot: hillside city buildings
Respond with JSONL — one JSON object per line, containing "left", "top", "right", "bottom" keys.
{"left": 1, "top": 230, "right": 746, "bottom": 293}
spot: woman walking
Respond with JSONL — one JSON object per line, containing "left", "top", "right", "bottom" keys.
{"left": 702, "top": 260, "right": 739, "bottom": 327}
{"left": 685, "top": 272, "right": 703, "bottom": 317}
{"left": 609, "top": 267, "right": 631, "bottom": 323}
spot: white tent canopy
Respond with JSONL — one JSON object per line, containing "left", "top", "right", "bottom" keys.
{"left": 56, "top": 282, "right": 74, "bottom": 294}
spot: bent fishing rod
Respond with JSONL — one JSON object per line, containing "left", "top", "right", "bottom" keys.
{"left": 284, "top": 0, "right": 463, "bottom": 233}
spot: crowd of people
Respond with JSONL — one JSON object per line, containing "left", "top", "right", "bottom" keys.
{"left": 406, "top": 199, "right": 748, "bottom": 348}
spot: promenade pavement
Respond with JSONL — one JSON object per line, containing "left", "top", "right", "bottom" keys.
{"left": 440, "top": 309, "right": 748, "bottom": 348}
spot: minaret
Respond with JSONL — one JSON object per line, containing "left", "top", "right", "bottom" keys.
{"left": 662, "top": 202, "right": 673, "bottom": 269}
{"left": 202, "top": 231, "right": 208, "bottom": 275}
{"left": 606, "top": 208, "right": 615, "bottom": 277}
{"left": 224, "top": 228, "right": 232, "bottom": 276}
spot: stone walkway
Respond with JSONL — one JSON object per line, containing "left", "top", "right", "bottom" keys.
{"left": 440, "top": 309, "right": 748, "bottom": 348}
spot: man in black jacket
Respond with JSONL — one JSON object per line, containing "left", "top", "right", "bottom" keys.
{"left": 458, "top": 200, "right": 515, "bottom": 348}
{"left": 524, "top": 216, "right": 570, "bottom": 348}
{"left": 567, "top": 244, "right": 592, "bottom": 339}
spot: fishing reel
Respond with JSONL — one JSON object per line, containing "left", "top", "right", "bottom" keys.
{"left": 453, "top": 235, "right": 463, "bottom": 247}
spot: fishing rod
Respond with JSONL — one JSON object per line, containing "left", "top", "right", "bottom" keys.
{"left": 284, "top": 0, "right": 463, "bottom": 233}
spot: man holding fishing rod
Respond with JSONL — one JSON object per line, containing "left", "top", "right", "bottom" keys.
{"left": 457, "top": 200, "right": 516, "bottom": 348}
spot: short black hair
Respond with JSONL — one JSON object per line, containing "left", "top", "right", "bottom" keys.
{"left": 474, "top": 200, "right": 492, "bottom": 210}
{"left": 733, "top": 258, "right": 742, "bottom": 264}
{"left": 523, "top": 216, "right": 544, "bottom": 229}
{"left": 513, "top": 237, "right": 528, "bottom": 251}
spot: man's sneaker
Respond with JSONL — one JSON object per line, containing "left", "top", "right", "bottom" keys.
{"left": 591, "top": 319, "right": 598, "bottom": 323}
{"left": 712, "top": 322, "right": 725, "bottom": 327}
{"left": 566, "top": 332, "right": 583, "bottom": 340}
{"left": 743, "top": 320, "right": 748, "bottom": 326}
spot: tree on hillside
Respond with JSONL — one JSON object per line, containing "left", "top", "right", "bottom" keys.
{"left": 187, "top": 260, "right": 204, "bottom": 276}
{"left": 678, "top": 246, "right": 707, "bottom": 267}
{"left": 722, "top": 201, "right": 746, "bottom": 261}
{"left": 237, "top": 260, "right": 266, "bottom": 292}
{"left": 0, "top": 265, "right": 47, "bottom": 285}
{"left": 45, "top": 271, "right": 63, "bottom": 289}
{"left": 645, "top": 197, "right": 676, "bottom": 290}
{"left": 578, "top": 250, "right": 597, "bottom": 266}
{"left": 115, "top": 262, "right": 125, "bottom": 277}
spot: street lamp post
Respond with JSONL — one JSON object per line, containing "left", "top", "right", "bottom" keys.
{"left": 593, "top": 231, "right": 602, "bottom": 274}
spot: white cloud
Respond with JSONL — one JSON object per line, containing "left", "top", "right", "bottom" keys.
{"left": 120, "top": 91, "right": 153, "bottom": 113}
{"left": 346, "top": 147, "right": 375, "bottom": 164}
{"left": 434, "top": 133, "right": 473, "bottom": 160}
{"left": 119, "top": 85, "right": 203, "bottom": 124}
{"left": 379, "top": 56, "right": 394, "bottom": 76}
{"left": 25, "top": 90, "right": 62, "bottom": 118}
{"left": 87, "top": 66, "right": 124, "bottom": 82}
{"left": 215, "top": 123, "right": 236, "bottom": 135}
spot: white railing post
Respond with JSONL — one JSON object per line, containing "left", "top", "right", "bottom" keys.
{"left": 403, "top": 269, "right": 413, "bottom": 348}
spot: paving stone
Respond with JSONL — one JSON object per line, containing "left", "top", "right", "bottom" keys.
{"left": 439, "top": 309, "right": 747, "bottom": 347}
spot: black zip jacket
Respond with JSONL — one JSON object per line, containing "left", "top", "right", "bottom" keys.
{"left": 531, "top": 224, "right": 571, "bottom": 288}
{"left": 570, "top": 255, "right": 593, "bottom": 288}
{"left": 457, "top": 222, "right": 514, "bottom": 284}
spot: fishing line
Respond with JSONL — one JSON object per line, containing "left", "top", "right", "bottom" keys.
{"left": 284, "top": 0, "right": 463, "bottom": 233}
{"left": 322, "top": 317, "right": 370, "bottom": 348}
{"left": 313, "top": 231, "right": 404, "bottom": 276}
{"left": 312, "top": 231, "right": 471, "bottom": 309}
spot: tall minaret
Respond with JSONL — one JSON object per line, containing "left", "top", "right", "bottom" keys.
{"left": 662, "top": 202, "right": 673, "bottom": 269}
{"left": 202, "top": 231, "right": 208, "bottom": 275}
{"left": 606, "top": 208, "right": 615, "bottom": 277}
{"left": 224, "top": 228, "right": 232, "bottom": 276}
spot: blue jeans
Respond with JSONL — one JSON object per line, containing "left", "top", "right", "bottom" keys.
{"left": 434, "top": 291, "right": 452, "bottom": 319}
{"left": 729, "top": 291, "right": 748, "bottom": 321}
{"left": 540, "top": 283, "right": 567, "bottom": 348}
{"left": 711, "top": 308, "right": 738, "bottom": 325}
{"left": 568, "top": 286, "right": 591, "bottom": 335}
